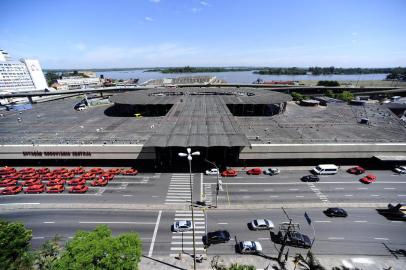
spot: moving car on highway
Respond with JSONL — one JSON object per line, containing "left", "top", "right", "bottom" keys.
{"left": 272, "top": 231, "right": 312, "bottom": 249}
{"left": 91, "top": 178, "right": 108, "bottom": 187}
{"left": 249, "top": 219, "right": 274, "bottom": 230}
{"left": 205, "top": 168, "right": 219, "bottom": 175}
{"left": 247, "top": 168, "right": 262, "bottom": 175}
{"left": 236, "top": 241, "right": 263, "bottom": 254}
{"left": 360, "top": 174, "right": 377, "bottom": 184}
{"left": 24, "top": 184, "right": 45, "bottom": 194}
{"left": 46, "top": 185, "right": 65, "bottom": 193}
{"left": 264, "top": 168, "right": 280, "bottom": 175}
{"left": 324, "top": 207, "right": 348, "bottom": 217}
{"left": 347, "top": 166, "right": 366, "bottom": 175}
{"left": 1, "top": 186, "right": 22, "bottom": 195}
{"left": 203, "top": 230, "right": 230, "bottom": 246}
{"left": 69, "top": 185, "right": 89, "bottom": 193}
{"left": 393, "top": 166, "right": 406, "bottom": 174}
{"left": 301, "top": 175, "right": 320, "bottom": 182}
{"left": 312, "top": 164, "right": 338, "bottom": 175}
{"left": 173, "top": 220, "right": 193, "bottom": 232}
{"left": 221, "top": 169, "right": 238, "bottom": 177}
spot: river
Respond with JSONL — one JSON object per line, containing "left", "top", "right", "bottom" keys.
{"left": 95, "top": 70, "right": 387, "bottom": 84}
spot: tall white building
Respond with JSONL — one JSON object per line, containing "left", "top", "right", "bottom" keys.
{"left": 0, "top": 49, "right": 48, "bottom": 93}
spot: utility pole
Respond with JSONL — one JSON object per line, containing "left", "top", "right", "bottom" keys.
{"left": 277, "top": 207, "right": 294, "bottom": 264}
{"left": 205, "top": 159, "right": 221, "bottom": 208}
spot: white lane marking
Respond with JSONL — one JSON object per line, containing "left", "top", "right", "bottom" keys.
{"left": 171, "top": 241, "right": 200, "bottom": 245}
{"left": 269, "top": 195, "right": 279, "bottom": 198}
{"left": 289, "top": 188, "right": 299, "bottom": 191}
{"left": 204, "top": 181, "right": 406, "bottom": 185}
{"left": 315, "top": 220, "right": 331, "bottom": 223}
{"left": 148, "top": 210, "right": 162, "bottom": 257}
{"left": 335, "top": 187, "right": 344, "bottom": 190}
{"left": 172, "top": 236, "right": 195, "bottom": 239}
{"left": 257, "top": 238, "right": 270, "bottom": 240}
{"left": 354, "top": 220, "right": 368, "bottom": 223}
{"left": 344, "top": 194, "right": 353, "bottom": 197}
{"left": 79, "top": 221, "right": 156, "bottom": 224}
{"left": 170, "top": 247, "right": 205, "bottom": 251}
{"left": 384, "top": 188, "right": 396, "bottom": 190}
{"left": 151, "top": 195, "right": 160, "bottom": 198}
{"left": 243, "top": 195, "right": 251, "bottom": 199}
{"left": 239, "top": 189, "right": 248, "bottom": 192}
{"left": 122, "top": 195, "right": 133, "bottom": 197}
{"left": 328, "top": 237, "right": 344, "bottom": 240}
{"left": 173, "top": 231, "right": 205, "bottom": 234}
{"left": 174, "top": 218, "right": 205, "bottom": 221}
{"left": 370, "top": 194, "right": 380, "bottom": 197}
{"left": 391, "top": 221, "right": 402, "bottom": 223}
{"left": 217, "top": 222, "right": 228, "bottom": 225}
{"left": 0, "top": 202, "right": 41, "bottom": 205}
{"left": 374, "top": 237, "right": 389, "bottom": 241}
{"left": 175, "top": 214, "right": 204, "bottom": 217}
{"left": 43, "top": 221, "right": 55, "bottom": 224}
{"left": 398, "top": 194, "right": 406, "bottom": 197}
{"left": 295, "top": 195, "right": 304, "bottom": 198}
{"left": 33, "top": 236, "right": 45, "bottom": 239}
{"left": 357, "top": 188, "right": 368, "bottom": 190}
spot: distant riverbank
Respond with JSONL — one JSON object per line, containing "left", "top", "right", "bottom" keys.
{"left": 94, "top": 69, "right": 390, "bottom": 85}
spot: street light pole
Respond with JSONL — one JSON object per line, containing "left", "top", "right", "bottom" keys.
{"left": 179, "top": 148, "right": 200, "bottom": 270}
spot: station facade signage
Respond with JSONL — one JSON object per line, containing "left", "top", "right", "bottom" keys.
{"left": 22, "top": 151, "right": 91, "bottom": 157}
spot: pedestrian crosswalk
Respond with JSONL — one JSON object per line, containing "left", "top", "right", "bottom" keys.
{"left": 308, "top": 182, "right": 330, "bottom": 203}
{"left": 165, "top": 174, "right": 193, "bottom": 205}
{"left": 204, "top": 183, "right": 213, "bottom": 205}
{"left": 170, "top": 210, "right": 206, "bottom": 256}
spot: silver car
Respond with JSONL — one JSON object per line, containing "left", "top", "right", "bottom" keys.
{"left": 237, "top": 241, "right": 263, "bottom": 254}
{"left": 250, "top": 219, "right": 274, "bottom": 230}
{"left": 173, "top": 220, "right": 193, "bottom": 232}
{"left": 394, "top": 166, "right": 406, "bottom": 174}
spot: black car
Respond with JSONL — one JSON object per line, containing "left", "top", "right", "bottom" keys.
{"left": 324, "top": 208, "right": 348, "bottom": 217}
{"left": 301, "top": 175, "right": 320, "bottom": 182}
{"left": 272, "top": 231, "right": 312, "bottom": 249}
{"left": 203, "top": 230, "right": 231, "bottom": 246}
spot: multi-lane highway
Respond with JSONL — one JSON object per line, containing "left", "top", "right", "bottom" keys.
{"left": 1, "top": 167, "right": 406, "bottom": 264}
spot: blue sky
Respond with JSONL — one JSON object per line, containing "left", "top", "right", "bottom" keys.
{"left": 1, "top": 0, "right": 406, "bottom": 68}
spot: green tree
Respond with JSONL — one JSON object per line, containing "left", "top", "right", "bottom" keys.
{"left": 336, "top": 91, "right": 354, "bottom": 102}
{"left": 53, "top": 225, "right": 142, "bottom": 270}
{"left": 325, "top": 89, "right": 335, "bottom": 98}
{"left": 45, "top": 72, "right": 60, "bottom": 86}
{"left": 0, "top": 220, "right": 33, "bottom": 270}
{"left": 226, "top": 263, "right": 256, "bottom": 270}
{"left": 291, "top": 92, "right": 305, "bottom": 101}
{"left": 293, "top": 251, "right": 326, "bottom": 270}
{"left": 34, "top": 235, "right": 63, "bottom": 270}
{"left": 317, "top": 81, "right": 340, "bottom": 87}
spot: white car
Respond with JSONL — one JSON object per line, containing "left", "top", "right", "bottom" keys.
{"left": 250, "top": 219, "right": 274, "bottom": 230}
{"left": 173, "top": 220, "right": 193, "bottom": 232}
{"left": 205, "top": 168, "right": 219, "bottom": 175}
{"left": 237, "top": 241, "right": 262, "bottom": 254}
{"left": 264, "top": 168, "right": 280, "bottom": 175}
{"left": 394, "top": 166, "right": 406, "bottom": 174}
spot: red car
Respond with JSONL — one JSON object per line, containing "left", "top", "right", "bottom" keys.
{"left": 247, "top": 168, "right": 262, "bottom": 175}
{"left": 41, "top": 173, "right": 57, "bottom": 181}
{"left": 91, "top": 178, "right": 108, "bottom": 187}
{"left": 21, "top": 174, "right": 39, "bottom": 180}
{"left": 24, "top": 184, "right": 45, "bottom": 194}
{"left": 0, "top": 179, "right": 18, "bottom": 187}
{"left": 2, "top": 173, "right": 21, "bottom": 180}
{"left": 53, "top": 168, "right": 68, "bottom": 174}
{"left": 68, "top": 178, "right": 86, "bottom": 186}
{"left": 347, "top": 166, "right": 366, "bottom": 175}
{"left": 82, "top": 173, "right": 96, "bottom": 180}
{"left": 101, "top": 173, "right": 114, "bottom": 181}
{"left": 1, "top": 186, "right": 23, "bottom": 195}
{"left": 47, "top": 179, "right": 66, "bottom": 186}
{"left": 89, "top": 168, "right": 104, "bottom": 174}
{"left": 69, "top": 185, "right": 89, "bottom": 193}
{"left": 122, "top": 168, "right": 138, "bottom": 175}
{"left": 60, "top": 173, "right": 75, "bottom": 179}
{"left": 0, "top": 167, "right": 16, "bottom": 175}
{"left": 70, "top": 167, "right": 85, "bottom": 175}
{"left": 221, "top": 169, "right": 238, "bottom": 177}
{"left": 36, "top": 168, "right": 50, "bottom": 175}
{"left": 19, "top": 168, "right": 36, "bottom": 174}
{"left": 46, "top": 185, "right": 65, "bottom": 193}
{"left": 22, "top": 179, "right": 42, "bottom": 186}
{"left": 107, "top": 168, "right": 122, "bottom": 175}
{"left": 360, "top": 174, "right": 377, "bottom": 184}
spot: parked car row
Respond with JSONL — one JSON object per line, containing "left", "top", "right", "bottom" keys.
{"left": 206, "top": 167, "right": 280, "bottom": 177}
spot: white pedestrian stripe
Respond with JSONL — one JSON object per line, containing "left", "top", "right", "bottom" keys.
{"left": 170, "top": 210, "right": 206, "bottom": 255}
{"left": 204, "top": 183, "right": 213, "bottom": 205}
{"left": 307, "top": 182, "right": 330, "bottom": 203}
{"left": 165, "top": 174, "right": 194, "bottom": 205}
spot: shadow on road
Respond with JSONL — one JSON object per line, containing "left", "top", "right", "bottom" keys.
{"left": 142, "top": 255, "right": 187, "bottom": 270}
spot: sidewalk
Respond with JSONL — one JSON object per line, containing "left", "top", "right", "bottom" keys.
{"left": 141, "top": 254, "right": 406, "bottom": 270}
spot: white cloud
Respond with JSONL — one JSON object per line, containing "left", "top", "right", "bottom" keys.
{"left": 200, "top": 1, "right": 210, "bottom": 6}
{"left": 145, "top": 16, "right": 154, "bottom": 22}
{"left": 73, "top": 42, "right": 87, "bottom": 51}
{"left": 192, "top": 7, "right": 202, "bottom": 13}
{"left": 149, "top": 0, "right": 160, "bottom": 3}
